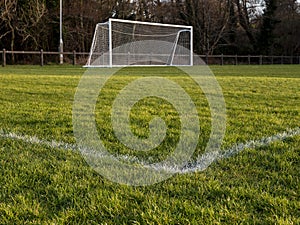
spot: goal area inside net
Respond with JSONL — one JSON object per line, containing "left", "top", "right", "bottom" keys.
{"left": 85, "top": 19, "right": 193, "bottom": 67}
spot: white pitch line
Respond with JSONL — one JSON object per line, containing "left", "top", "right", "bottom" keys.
{"left": 0, "top": 130, "right": 78, "bottom": 151}
{"left": 0, "top": 127, "right": 299, "bottom": 174}
{"left": 180, "top": 127, "right": 300, "bottom": 173}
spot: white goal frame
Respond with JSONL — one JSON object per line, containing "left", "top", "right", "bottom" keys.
{"left": 85, "top": 18, "right": 193, "bottom": 67}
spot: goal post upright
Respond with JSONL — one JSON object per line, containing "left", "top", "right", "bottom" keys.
{"left": 108, "top": 19, "right": 113, "bottom": 68}
{"left": 86, "top": 24, "right": 97, "bottom": 66}
{"left": 190, "top": 26, "right": 193, "bottom": 66}
{"left": 169, "top": 29, "right": 191, "bottom": 66}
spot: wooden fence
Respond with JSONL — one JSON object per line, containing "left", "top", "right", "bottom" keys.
{"left": 1, "top": 49, "right": 300, "bottom": 66}
{"left": 202, "top": 54, "right": 300, "bottom": 65}
{"left": 1, "top": 49, "right": 89, "bottom": 66}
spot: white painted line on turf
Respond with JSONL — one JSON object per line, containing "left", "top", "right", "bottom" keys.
{"left": 180, "top": 127, "right": 300, "bottom": 174}
{"left": 0, "top": 127, "right": 299, "bottom": 174}
{"left": 0, "top": 130, "right": 78, "bottom": 151}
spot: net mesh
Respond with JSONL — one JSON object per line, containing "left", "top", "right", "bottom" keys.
{"left": 86, "top": 19, "right": 192, "bottom": 67}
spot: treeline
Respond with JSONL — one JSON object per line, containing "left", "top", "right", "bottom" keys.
{"left": 1, "top": 0, "right": 299, "bottom": 55}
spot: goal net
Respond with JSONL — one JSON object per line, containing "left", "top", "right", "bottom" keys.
{"left": 85, "top": 19, "right": 193, "bottom": 67}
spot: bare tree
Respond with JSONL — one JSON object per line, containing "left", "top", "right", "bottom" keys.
{"left": 0, "top": 0, "right": 17, "bottom": 55}
{"left": 0, "top": 0, "right": 46, "bottom": 52}
{"left": 273, "top": 0, "right": 300, "bottom": 55}
{"left": 233, "top": 0, "right": 263, "bottom": 52}
{"left": 62, "top": 0, "right": 114, "bottom": 52}
{"left": 16, "top": 0, "right": 47, "bottom": 49}
{"left": 181, "top": 0, "right": 231, "bottom": 54}
{"left": 1, "top": 0, "right": 298, "bottom": 56}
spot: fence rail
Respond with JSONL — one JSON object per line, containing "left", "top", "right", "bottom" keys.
{"left": 202, "top": 54, "right": 300, "bottom": 65}
{"left": 1, "top": 49, "right": 90, "bottom": 66}
{"left": 1, "top": 49, "right": 300, "bottom": 66}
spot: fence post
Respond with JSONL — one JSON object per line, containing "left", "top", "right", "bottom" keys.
{"left": 40, "top": 49, "right": 44, "bottom": 66}
{"left": 281, "top": 55, "right": 283, "bottom": 64}
{"left": 248, "top": 55, "right": 250, "bottom": 65}
{"left": 2, "top": 49, "right": 6, "bottom": 67}
{"left": 206, "top": 53, "right": 209, "bottom": 65}
{"left": 221, "top": 54, "right": 224, "bottom": 66}
{"left": 259, "top": 55, "right": 262, "bottom": 65}
{"left": 235, "top": 55, "right": 238, "bottom": 65}
{"left": 271, "top": 56, "right": 274, "bottom": 65}
{"left": 290, "top": 56, "right": 293, "bottom": 64}
{"left": 73, "top": 50, "right": 76, "bottom": 65}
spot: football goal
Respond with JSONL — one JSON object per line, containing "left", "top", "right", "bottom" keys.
{"left": 85, "top": 18, "right": 193, "bottom": 67}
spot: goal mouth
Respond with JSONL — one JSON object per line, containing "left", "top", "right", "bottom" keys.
{"left": 85, "top": 19, "right": 193, "bottom": 68}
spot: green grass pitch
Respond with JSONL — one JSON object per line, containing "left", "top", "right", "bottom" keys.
{"left": 0, "top": 65, "right": 299, "bottom": 224}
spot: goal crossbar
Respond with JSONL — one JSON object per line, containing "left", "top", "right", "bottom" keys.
{"left": 109, "top": 18, "right": 193, "bottom": 29}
